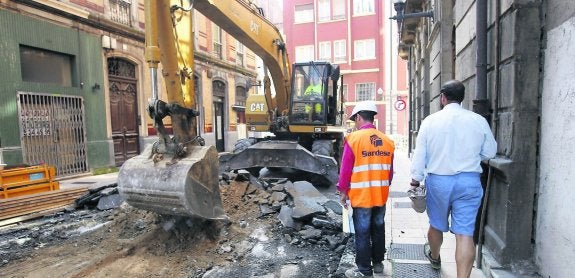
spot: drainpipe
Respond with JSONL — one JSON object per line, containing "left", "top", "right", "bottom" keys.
{"left": 408, "top": 48, "right": 413, "bottom": 154}
{"left": 476, "top": 0, "right": 500, "bottom": 268}
{"left": 473, "top": 0, "right": 489, "bottom": 116}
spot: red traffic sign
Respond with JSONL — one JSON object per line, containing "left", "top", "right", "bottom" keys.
{"left": 394, "top": 99, "right": 406, "bottom": 111}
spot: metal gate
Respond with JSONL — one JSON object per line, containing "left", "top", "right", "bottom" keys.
{"left": 17, "top": 92, "right": 88, "bottom": 177}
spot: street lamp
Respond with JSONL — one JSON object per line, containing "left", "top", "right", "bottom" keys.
{"left": 392, "top": 0, "right": 406, "bottom": 19}
{"left": 389, "top": 0, "right": 434, "bottom": 21}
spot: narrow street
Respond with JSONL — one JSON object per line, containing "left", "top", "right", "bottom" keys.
{"left": 1, "top": 150, "right": 485, "bottom": 277}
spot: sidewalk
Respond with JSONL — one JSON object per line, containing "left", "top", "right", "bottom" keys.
{"left": 58, "top": 172, "right": 118, "bottom": 190}
{"left": 339, "top": 150, "right": 484, "bottom": 277}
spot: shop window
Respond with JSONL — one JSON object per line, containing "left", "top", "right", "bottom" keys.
{"left": 20, "top": 46, "right": 74, "bottom": 87}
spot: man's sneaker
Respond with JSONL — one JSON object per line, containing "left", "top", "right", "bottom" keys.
{"left": 345, "top": 268, "right": 373, "bottom": 277}
{"left": 424, "top": 242, "right": 441, "bottom": 270}
{"left": 373, "top": 262, "right": 384, "bottom": 273}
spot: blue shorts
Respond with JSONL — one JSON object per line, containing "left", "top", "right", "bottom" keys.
{"left": 425, "top": 172, "right": 483, "bottom": 236}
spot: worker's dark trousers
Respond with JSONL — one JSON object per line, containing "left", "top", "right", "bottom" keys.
{"left": 352, "top": 205, "right": 386, "bottom": 275}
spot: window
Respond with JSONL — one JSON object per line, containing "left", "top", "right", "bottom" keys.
{"left": 20, "top": 46, "right": 74, "bottom": 86}
{"left": 353, "top": 0, "right": 374, "bottom": 15}
{"left": 289, "top": 64, "right": 329, "bottom": 124}
{"left": 295, "top": 45, "right": 314, "bottom": 62}
{"left": 294, "top": 4, "right": 314, "bottom": 23}
{"left": 356, "top": 82, "right": 375, "bottom": 101}
{"left": 354, "top": 39, "right": 375, "bottom": 60}
{"left": 319, "top": 41, "right": 331, "bottom": 62}
{"left": 342, "top": 84, "right": 348, "bottom": 101}
{"left": 235, "top": 86, "right": 247, "bottom": 106}
{"left": 213, "top": 24, "right": 223, "bottom": 59}
{"left": 333, "top": 40, "right": 347, "bottom": 63}
{"left": 333, "top": 0, "right": 345, "bottom": 20}
{"left": 213, "top": 80, "right": 226, "bottom": 97}
{"left": 318, "top": 0, "right": 330, "bottom": 22}
{"left": 236, "top": 41, "right": 244, "bottom": 67}
{"left": 109, "top": 0, "right": 132, "bottom": 26}
{"left": 318, "top": 0, "right": 345, "bottom": 21}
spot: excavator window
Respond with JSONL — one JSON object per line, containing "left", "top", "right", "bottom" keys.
{"left": 290, "top": 64, "right": 328, "bottom": 124}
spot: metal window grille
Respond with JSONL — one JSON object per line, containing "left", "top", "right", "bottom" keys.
{"left": 235, "top": 86, "right": 246, "bottom": 106}
{"left": 236, "top": 42, "right": 245, "bottom": 67}
{"left": 213, "top": 42, "right": 223, "bottom": 59}
{"left": 17, "top": 92, "right": 88, "bottom": 177}
{"left": 110, "top": 0, "right": 132, "bottom": 26}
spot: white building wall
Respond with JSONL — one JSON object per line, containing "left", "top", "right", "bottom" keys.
{"left": 536, "top": 16, "right": 575, "bottom": 278}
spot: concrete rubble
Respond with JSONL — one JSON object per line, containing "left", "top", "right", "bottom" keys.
{"left": 2, "top": 169, "right": 352, "bottom": 277}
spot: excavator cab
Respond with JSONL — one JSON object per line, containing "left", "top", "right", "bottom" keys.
{"left": 220, "top": 61, "right": 345, "bottom": 186}
{"left": 289, "top": 62, "right": 341, "bottom": 126}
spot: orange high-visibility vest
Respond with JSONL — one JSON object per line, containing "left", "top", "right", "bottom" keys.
{"left": 346, "top": 128, "right": 395, "bottom": 208}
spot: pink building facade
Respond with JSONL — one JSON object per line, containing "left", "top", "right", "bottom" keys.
{"left": 283, "top": 0, "right": 408, "bottom": 140}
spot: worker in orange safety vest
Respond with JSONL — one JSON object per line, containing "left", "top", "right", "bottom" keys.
{"left": 338, "top": 100, "right": 395, "bottom": 277}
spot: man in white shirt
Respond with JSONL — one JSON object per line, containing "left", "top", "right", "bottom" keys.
{"left": 410, "top": 80, "right": 497, "bottom": 277}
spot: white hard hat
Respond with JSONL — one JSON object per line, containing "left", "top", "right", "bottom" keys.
{"left": 350, "top": 101, "right": 378, "bottom": 119}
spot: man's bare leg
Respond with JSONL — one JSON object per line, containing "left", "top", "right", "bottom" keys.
{"left": 427, "top": 226, "right": 443, "bottom": 260}
{"left": 455, "top": 234, "right": 475, "bottom": 278}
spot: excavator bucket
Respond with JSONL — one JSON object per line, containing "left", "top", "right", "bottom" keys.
{"left": 117, "top": 144, "right": 226, "bottom": 220}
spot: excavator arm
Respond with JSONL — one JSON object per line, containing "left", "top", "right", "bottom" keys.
{"left": 118, "top": 0, "right": 343, "bottom": 218}
{"left": 193, "top": 0, "right": 291, "bottom": 117}
{"left": 117, "top": 0, "right": 225, "bottom": 220}
{"left": 196, "top": 1, "right": 344, "bottom": 186}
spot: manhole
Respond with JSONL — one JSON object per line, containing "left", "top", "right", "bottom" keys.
{"left": 392, "top": 263, "right": 440, "bottom": 278}
{"left": 387, "top": 243, "right": 427, "bottom": 260}
{"left": 393, "top": 201, "right": 412, "bottom": 208}
{"left": 389, "top": 191, "right": 408, "bottom": 198}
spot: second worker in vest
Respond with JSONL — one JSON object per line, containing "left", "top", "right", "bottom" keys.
{"left": 338, "top": 101, "right": 395, "bottom": 277}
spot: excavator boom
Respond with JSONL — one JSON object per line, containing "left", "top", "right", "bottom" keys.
{"left": 194, "top": 0, "right": 291, "bottom": 115}
{"left": 193, "top": 1, "right": 345, "bottom": 185}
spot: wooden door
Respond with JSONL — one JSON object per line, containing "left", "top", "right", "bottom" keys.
{"left": 108, "top": 58, "right": 140, "bottom": 166}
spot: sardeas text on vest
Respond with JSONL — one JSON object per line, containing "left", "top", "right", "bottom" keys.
{"left": 362, "top": 150, "right": 391, "bottom": 157}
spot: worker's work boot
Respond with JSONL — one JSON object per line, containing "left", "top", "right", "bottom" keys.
{"left": 372, "top": 262, "right": 384, "bottom": 273}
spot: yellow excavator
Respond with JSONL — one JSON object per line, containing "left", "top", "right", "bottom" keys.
{"left": 118, "top": 0, "right": 345, "bottom": 219}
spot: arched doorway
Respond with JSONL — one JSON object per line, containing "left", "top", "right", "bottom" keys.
{"left": 212, "top": 80, "right": 226, "bottom": 152}
{"left": 107, "top": 57, "right": 140, "bottom": 166}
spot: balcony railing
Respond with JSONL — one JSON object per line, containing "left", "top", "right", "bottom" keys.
{"left": 110, "top": 0, "right": 131, "bottom": 26}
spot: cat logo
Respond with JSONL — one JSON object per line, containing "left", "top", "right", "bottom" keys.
{"left": 250, "top": 103, "right": 265, "bottom": 112}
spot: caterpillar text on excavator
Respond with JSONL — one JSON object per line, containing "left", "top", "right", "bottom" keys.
{"left": 118, "top": 0, "right": 346, "bottom": 219}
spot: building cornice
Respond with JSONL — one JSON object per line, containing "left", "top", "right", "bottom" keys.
{"left": 12, "top": 0, "right": 145, "bottom": 42}
{"left": 195, "top": 52, "right": 257, "bottom": 78}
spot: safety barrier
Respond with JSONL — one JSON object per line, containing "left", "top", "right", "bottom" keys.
{"left": 0, "top": 165, "right": 60, "bottom": 199}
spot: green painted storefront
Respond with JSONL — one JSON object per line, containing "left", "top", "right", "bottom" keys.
{"left": 0, "top": 9, "right": 110, "bottom": 172}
